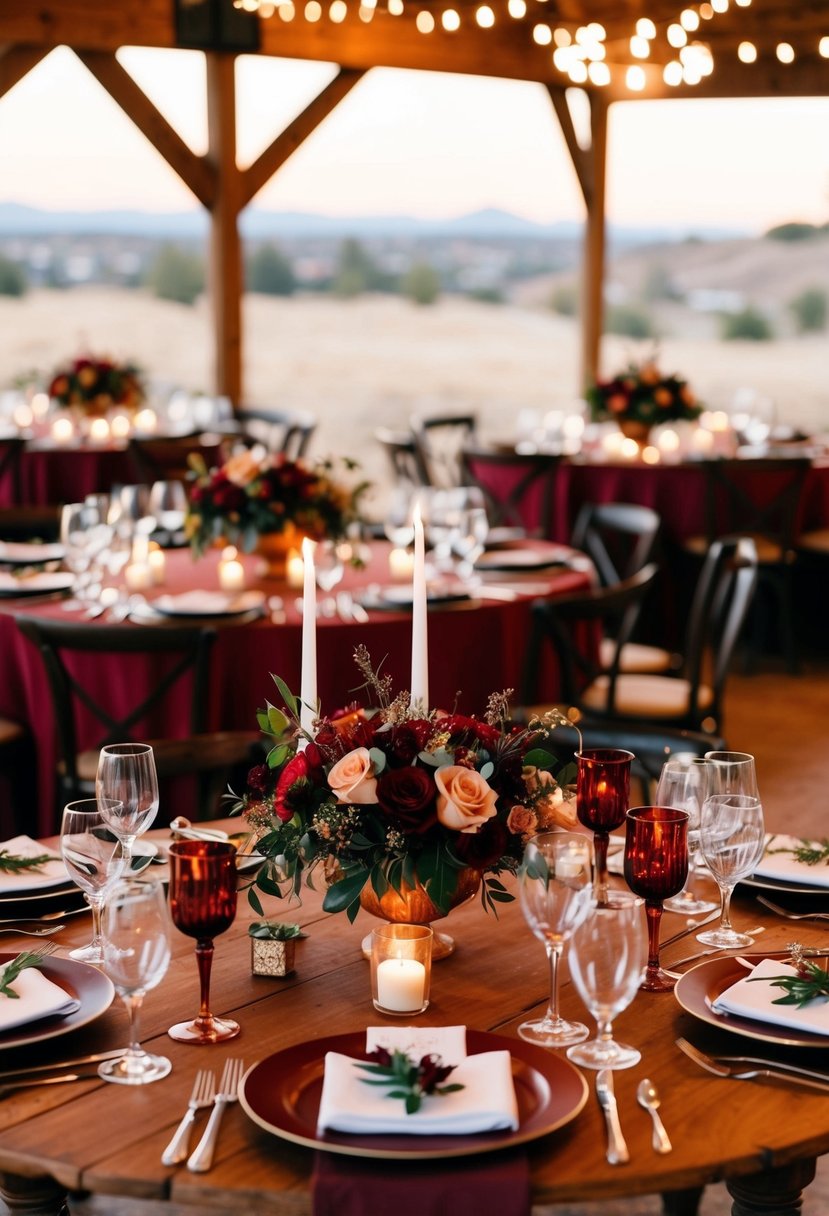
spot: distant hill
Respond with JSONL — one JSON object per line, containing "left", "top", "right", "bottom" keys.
{"left": 0, "top": 201, "right": 748, "bottom": 246}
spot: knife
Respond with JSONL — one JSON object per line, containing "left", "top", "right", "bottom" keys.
{"left": 0, "top": 1072, "right": 102, "bottom": 1099}
{"left": 0, "top": 1049, "right": 125, "bottom": 1081}
{"left": 595, "top": 1069, "right": 629, "bottom": 1165}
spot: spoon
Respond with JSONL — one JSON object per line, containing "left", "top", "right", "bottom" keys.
{"left": 636, "top": 1079, "right": 672, "bottom": 1154}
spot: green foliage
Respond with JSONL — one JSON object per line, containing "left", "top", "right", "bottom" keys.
{"left": 0, "top": 254, "right": 27, "bottom": 297}
{"left": 402, "top": 260, "right": 441, "bottom": 306}
{"left": 721, "top": 306, "right": 773, "bottom": 341}
{"left": 765, "top": 222, "right": 819, "bottom": 242}
{"left": 550, "top": 283, "right": 578, "bottom": 316}
{"left": 247, "top": 243, "right": 296, "bottom": 296}
{"left": 789, "top": 287, "right": 827, "bottom": 334}
{"left": 605, "top": 303, "right": 655, "bottom": 339}
{"left": 146, "top": 243, "right": 204, "bottom": 305}
{"left": 466, "top": 286, "right": 504, "bottom": 304}
{"left": 332, "top": 238, "right": 390, "bottom": 298}
{"left": 643, "top": 263, "right": 683, "bottom": 303}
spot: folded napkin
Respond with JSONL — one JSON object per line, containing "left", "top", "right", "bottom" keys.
{"left": 0, "top": 966, "right": 81, "bottom": 1032}
{"left": 754, "top": 835, "right": 829, "bottom": 889}
{"left": 365, "top": 1024, "right": 468, "bottom": 1061}
{"left": 0, "top": 836, "right": 67, "bottom": 894}
{"left": 154, "top": 590, "right": 264, "bottom": 616}
{"left": 712, "top": 957, "right": 829, "bottom": 1036}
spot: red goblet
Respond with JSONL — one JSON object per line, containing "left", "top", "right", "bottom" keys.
{"left": 623, "top": 806, "right": 689, "bottom": 992}
{"left": 576, "top": 748, "right": 634, "bottom": 907}
{"left": 167, "top": 840, "right": 240, "bottom": 1044}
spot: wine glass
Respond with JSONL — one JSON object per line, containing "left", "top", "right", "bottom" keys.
{"left": 98, "top": 878, "right": 172, "bottom": 1085}
{"left": 148, "top": 480, "right": 187, "bottom": 535}
{"left": 696, "top": 793, "right": 766, "bottom": 949}
{"left": 315, "top": 540, "right": 345, "bottom": 615}
{"left": 704, "top": 751, "right": 760, "bottom": 798}
{"left": 576, "top": 748, "right": 634, "bottom": 907}
{"left": 60, "top": 799, "right": 128, "bottom": 964}
{"left": 517, "top": 832, "right": 594, "bottom": 1047}
{"left": 96, "top": 743, "right": 159, "bottom": 867}
{"left": 623, "top": 807, "right": 689, "bottom": 992}
{"left": 60, "top": 501, "right": 97, "bottom": 609}
{"left": 167, "top": 840, "right": 240, "bottom": 1044}
{"left": 656, "top": 757, "right": 719, "bottom": 915}
{"left": 566, "top": 890, "right": 647, "bottom": 1070}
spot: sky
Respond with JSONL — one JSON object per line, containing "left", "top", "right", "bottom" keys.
{"left": 1, "top": 45, "right": 828, "bottom": 233}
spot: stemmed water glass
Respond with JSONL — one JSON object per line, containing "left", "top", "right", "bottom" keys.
{"left": 656, "top": 757, "right": 719, "bottom": 915}
{"left": 98, "top": 878, "right": 172, "bottom": 1085}
{"left": 704, "top": 751, "right": 760, "bottom": 798}
{"left": 167, "top": 840, "right": 240, "bottom": 1044}
{"left": 517, "top": 832, "right": 594, "bottom": 1048}
{"left": 576, "top": 748, "right": 634, "bottom": 907}
{"left": 696, "top": 793, "right": 766, "bottom": 949}
{"left": 566, "top": 890, "right": 647, "bottom": 1070}
{"left": 623, "top": 807, "right": 689, "bottom": 992}
{"left": 148, "top": 480, "right": 187, "bottom": 536}
{"left": 315, "top": 540, "right": 345, "bottom": 615}
{"left": 60, "top": 799, "right": 128, "bottom": 964}
{"left": 96, "top": 743, "right": 159, "bottom": 867}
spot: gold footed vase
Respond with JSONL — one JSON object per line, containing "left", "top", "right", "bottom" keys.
{"left": 617, "top": 419, "right": 652, "bottom": 446}
{"left": 359, "top": 867, "right": 482, "bottom": 961}
{"left": 255, "top": 527, "right": 300, "bottom": 579}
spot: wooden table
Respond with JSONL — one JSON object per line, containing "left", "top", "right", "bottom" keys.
{"left": 0, "top": 824, "right": 826, "bottom": 1216}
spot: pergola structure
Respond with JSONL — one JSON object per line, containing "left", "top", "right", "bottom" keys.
{"left": 1, "top": 0, "right": 827, "bottom": 406}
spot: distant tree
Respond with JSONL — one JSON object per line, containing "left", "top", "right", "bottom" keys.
{"left": 605, "top": 303, "right": 655, "bottom": 339}
{"left": 147, "top": 244, "right": 204, "bottom": 305}
{"left": 721, "top": 307, "right": 773, "bottom": 341}
{"left": 550, "top": 283, "right": 578, "bottom": 316}
{"left": 0, "top": 254, "right": 26, "bottom": 297}
{"left": 765, "top": 222, "right": 818, "bottom": 242}
{"left": 789, "top": 287, "right": 827, "bottom": 334}
{"left": 332, "top": 238, "right": 389, "bottom": 298}
{"left": 466, "top": 287, "right": 504, "bottom": 304}
{"left": 402, "top": 261, "right": 441, "bottom": 306}
{"left": 247, "top": 244, "right": 296, "bottom": 296}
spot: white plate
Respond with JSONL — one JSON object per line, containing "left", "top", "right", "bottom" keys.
{"left": 0, "top": 572, "right": 74, "bottom": 598}
{"left": 0, "top": 541, "right": 65, "bottom": 565}
{"left": 151, "top": 590, "right": 265, "bottom": 618}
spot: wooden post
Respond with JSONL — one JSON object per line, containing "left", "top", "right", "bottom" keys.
{"left": 581, "top": 91, "right": 609, "bottom": 394}
{"left": 206, "top": 52, "right": 243, "bottom": 408}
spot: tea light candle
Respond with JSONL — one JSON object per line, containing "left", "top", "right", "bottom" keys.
{"left": 691, "top": 427, "right": 715, "bottom": 455}
{"left": 88, "top": 417, "right": 110, "bottom": 444}
{"left": 218, "top": 545, "right": 245, "bottom": 592}
{"left": 134, "top": 407, "right": 157, "bottom": 433}
{"left": 148, "top": 543, "right": 166, "bottom": 585}
{"left": 51, "top": 417, "right": 74, "bottom": 445}
{"left": 124, "top": 562, "right": 153, "bottom": 591}
{"left": 286, "top": 549, "right": 304, "bottom": 589}
{"left": 110, "top": 413, "right": 131, "bottom": 440}
{"left": 13, "top": 403, "right": 33, "bottom": 429}
{"left": 30, "top": 392, "right": 50, "bottom": 421}
{"left": 410, "top": 503, "right": 429, "bottom": 709}
{"left": 376, "top": 957, "right": 427, "bottom": 1013}
{"left": 389, "top": 546, "right": 414, "bottom": 580}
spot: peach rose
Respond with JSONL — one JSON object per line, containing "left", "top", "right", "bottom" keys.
{"left": 224, "top": 449, "right": 264, "bottom": 487}
{"left": 435, "top": 765, "right": 498, "bottom": 833}
{"left": 327, "top": 747, "right": 377, "bottom": 804}
{"left": 506, "top": 804, "right": 538, "bottom": 839}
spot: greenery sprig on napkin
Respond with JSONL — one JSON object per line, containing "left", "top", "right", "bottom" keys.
{"left": 767, "top": 838, "right": 829, "bottom": 867}
{"left": 357, "top": 1047, "right": 464, "bottom": 1114}
{"left": 0, "top": 849, "right": 57, "bottom": 874}
{"left": 0, "top": 950, "right": 53, "bottom": 1000}
{"left": 750, "top": 954, "right": 829, "bottom": 1008}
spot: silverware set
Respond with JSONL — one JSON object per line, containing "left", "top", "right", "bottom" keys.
{"left": 596, "top": 1071, "right": 672, "bottom": 1165}
{"left": 676, "top": 1038, "right": 829, "bottom": 1093}
{"left": 159, "top": 1059, "right": 244, "bottom": 1173}
{"left": 756, "top": 895, "right": 829, "bottom": 921}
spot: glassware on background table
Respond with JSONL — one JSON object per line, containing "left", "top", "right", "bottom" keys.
{"left": 60, "top": 501, "right": 98, "bottom": 609}
{"left": 518, "top": 832, "right": 594, "bottom": 1047}
{"left": 656, "top": 757, "right": 719, "bottom": 915}
{"left": 98, "top": 878, "right": 172, "bottom": 1085}
{"left": 576, "top": 748, "right": 634, "bottom": 907}
{"left": 566, "top": 889, "right": 647, "bottom": 1071}
{"left": 623, "top": 807, "right": 689, "bottom": 992}
{"left": 314, "top": 539, "right": 345, "bottom": 612}
{"left": 696, "top": 793, "right": 765, "bottom": 949}
{"left": 167, "top": 840, "right": 240, "bottom": 1044}
{"left": 148, "top": 480, "right": 188, "bottom": 535}
{"left": 704, "top": 751, "right": 760, "bottom": 799}
{"left": 60, "top": 799, "right": 128, "bottom": 964}
{"left": 96, "top": 743, "right": 159, "bottom": 867}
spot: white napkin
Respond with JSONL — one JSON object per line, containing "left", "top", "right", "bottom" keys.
{"left": 712, "top": 957, "right": 829, "bottom": 1036}
{"left": 754, "top": 835, "right": 829, "bottom": 889}
{"left": 365, "top": 1025, "right": 468, "bottom": 1061}
{"left": 0, "top": 836, "right": 67, "bottom": 894}
{"left": 154, "top": 590, "right": 264, "bottom": 616}
{"left": 0, "top": 966, "right": 80, "bottom": 1032}
{"left": 317, "top": 1048, "right": 518, "bottom": 1136}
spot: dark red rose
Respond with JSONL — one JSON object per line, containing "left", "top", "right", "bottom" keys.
{"left": 441, "top": 713, "right": 500, "bottom": 749}
{"left": 212, "top": 482, "right": 246, "bottom": 511}
{"left": 376, "top": 767, "right": 436, "bottom": 834}
{"left": 452, "top": 819, "right": 509, "bottom": 870}
{"left": 246, "top": 764, "right": 270, "bottom": 793}
{"left": 389, "top": 720, "right": 433, "bottom": 764}
{"left": 274, "top": 752, "right": 311, "bottom": 822}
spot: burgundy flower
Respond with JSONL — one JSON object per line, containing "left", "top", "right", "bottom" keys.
{"left": 274, "top": 752, "right": 312, "bottom": 822}
{"left": 389, "top": 720, "right": 433, "bottom": 764}
{"left": 247, "top": 764, "right": 270, "bottom": 793}
{"left": 453, "top": 819, "right": 509, "bottom": 870}
{"left": 212, "top": 483, "right": 246, "bottom": 512}
{"left": 376, "top": 767, "right": 437, "bottom": 834}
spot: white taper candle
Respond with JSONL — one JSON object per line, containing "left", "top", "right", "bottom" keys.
{"left": 410, "top": 502, "right": 429, "bottom": 710}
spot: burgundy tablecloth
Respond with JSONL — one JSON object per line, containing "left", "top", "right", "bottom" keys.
{"left": 0, "top": 542, "right": 590, "bottom": 834}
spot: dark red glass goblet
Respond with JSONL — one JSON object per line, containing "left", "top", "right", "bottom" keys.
{"left": 167, "top": 840, "right": 240, "bottom": 1044}
{"left": 576, "top": 748, "right": 634, "bottom": 907}
{"left": 624, "top": 806, "right": 689, "bottom": 992}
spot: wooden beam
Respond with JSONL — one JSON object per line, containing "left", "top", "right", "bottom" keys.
{"left": 547, "top": 85, "right": 593, "bottom": 208}
{"left": 74, "top": 50, "right": 216, "bottom": 208}
{"left": 240, "top": 66, "right": 366, "bottom": 208}
{"left": 580, "top": 92, "right": 609, "bottom": 393}
{"left": 206, "top": 52, "right": 243, "bottom": 407}
{"left": 0, "top": 44, "right": 49, "bottom": 101}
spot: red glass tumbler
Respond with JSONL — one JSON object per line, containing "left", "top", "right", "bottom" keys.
{"left": 167, "top": 840, "right": 240, "bottom": 1044}
{"left": 576, "top": 748, "right": 634, "bottom": 907}
{"left": 624, "top": 806, "right": 689, "bottom": 992}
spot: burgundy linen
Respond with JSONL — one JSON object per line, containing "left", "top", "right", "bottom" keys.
{"left": 312, "top": 1146, "right": 530, "bottom": 1216}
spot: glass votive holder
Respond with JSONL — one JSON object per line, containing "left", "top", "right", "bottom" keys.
{"left": 370, "top": 924, "right": 432, "bottom": 1016}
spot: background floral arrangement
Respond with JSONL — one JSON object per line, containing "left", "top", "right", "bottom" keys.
{"left": 233, "top": 648, "right": 576, "bottom": 921}
{"left": 47, "top": 355, "right": 145, "bottom": 416}
{"left": 586, "top": 358, "right": 702, "bottom": 426}
{"left": 185, "top": 448, "right": 369, "bottom": 556}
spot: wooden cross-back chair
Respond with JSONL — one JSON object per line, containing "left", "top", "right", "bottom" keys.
{"left": 460, "top": 445, "right": 562, "bottom": 537}
{"left": 234, "top": 407, "right": 317, "bottom": 460}
{"left": 411, "top": 412, "right": 477, "bottom": 488}
{"left": 375, "top": 427, "right": 430, "bottom": 488}
{"left": 128, "top": 433, "right": 204, "bottom": 485}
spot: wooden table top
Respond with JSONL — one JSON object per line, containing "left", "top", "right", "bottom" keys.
{"left": 0, "top": 821, "right": 827, "bottom": 1213}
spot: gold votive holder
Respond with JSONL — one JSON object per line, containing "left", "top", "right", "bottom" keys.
{"left": 249, "top": 922, "right": 303, "bottom": 977}
{"left": 370, "top": 923, "right": 432, "bottom": 1016}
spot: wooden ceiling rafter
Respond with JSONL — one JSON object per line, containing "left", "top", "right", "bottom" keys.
{"left": 0, "top": 44, "right": 50, "bottom": 101}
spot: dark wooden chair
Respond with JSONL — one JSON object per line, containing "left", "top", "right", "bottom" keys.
{"left": 460, "top": 444, "right": 562, "bottom": 537}
{"left": 234, "top": 407, "right": 316, "bottom": 459}
{"left": 411, "top": 412, "right": 477, "bottom": 488}
{"left": 375, "top": 427, "right": 430, "bottom": 487}
{"left": 15, "top": 617, "right": 261, "bottom": 827}
{"left": 128, "top": 433, "right": 205, "bottom": 485}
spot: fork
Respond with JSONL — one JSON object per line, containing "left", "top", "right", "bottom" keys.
{"left": 186, "top": 1058, "right": 244, "bottom": 1173}
{"left": 756, "top": 895, "right": 829, "bottom": 921}
{"left": 0, "top": 926, "right": 63, "bottom": 937}
{"left": 161, "top": 1070, "right": 216, "bottom": 1166}
{"left": 676, "top": 1037, "right": 829, "bottom": 1092}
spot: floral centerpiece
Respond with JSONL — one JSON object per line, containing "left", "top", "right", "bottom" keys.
{"left": 586, "top": 358, "right": 702, "bottom": 438}
{"left": 185, "top": 448, "right": 369, "bottom": 559}
{"left": 47, "top": 355, "right": 145, "bottom": 417}
{"left": 232, "top": 648, "right": 576, "bottom": 923}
